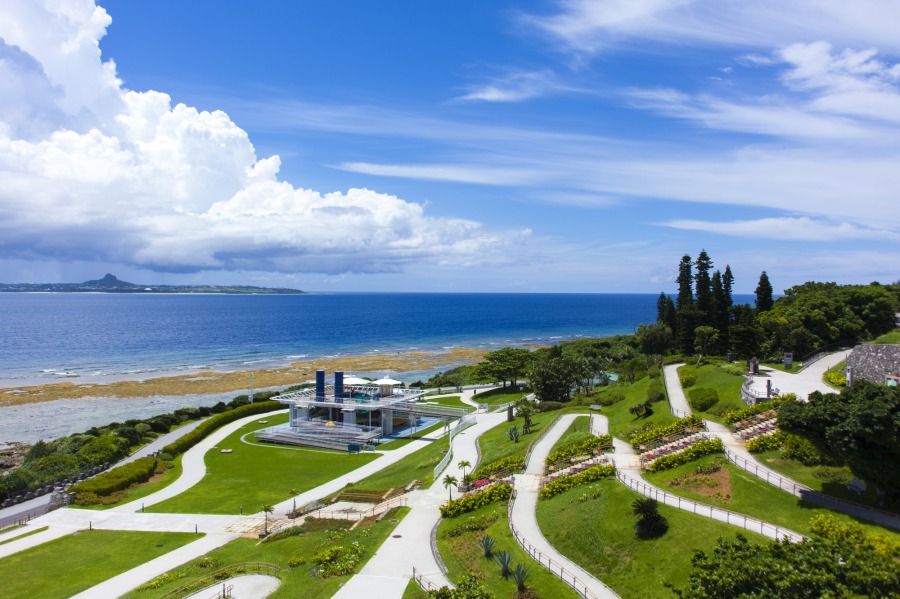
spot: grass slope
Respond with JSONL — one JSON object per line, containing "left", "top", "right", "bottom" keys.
{"left": 126, "top": 509, "right": 409, "bottom": 599}
{"left": 535, "top": 477, "right": 764, "bottom": 599}
{"left": 0, "top": 529, "right": 198, "bottom": 599}
{"left": 477, "top": 410, "right": 565, "bottom": 466}
{"left": 437, "top": 503, "right": 581, "bottom": 598}
{"left": 147, "top": 414, "right": 379, "bottom": 514}
{"left": 593, "top": 378, "right": 675, "bottom": 441}
{"left": 348, "top": 437, "right": 448, "bottom": 491}
{"left": 679, "top": 363, "right": 745, "bottom": 423}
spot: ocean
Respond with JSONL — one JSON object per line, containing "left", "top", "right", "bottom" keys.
{"left": 2, "top": 292, "right": 748, "bottom": 443}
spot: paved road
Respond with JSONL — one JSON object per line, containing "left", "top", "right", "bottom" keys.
{"left": 746, "top": 350, "right": 851, "bottom": 400}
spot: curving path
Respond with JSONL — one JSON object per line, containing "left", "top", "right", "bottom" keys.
{"left": 333, "top": 411, "right": 508, "bottom": 599}
{"left": 510, "top": 413, "right": 620, "bottom": 599}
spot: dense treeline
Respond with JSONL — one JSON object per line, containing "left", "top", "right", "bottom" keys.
{"left": 0, "top": 389, "right": 290, "bottom": 503}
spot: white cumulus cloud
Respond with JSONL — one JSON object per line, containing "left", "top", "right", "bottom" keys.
{"left": 0, "top": 0, "right": 521, "bottom": 275}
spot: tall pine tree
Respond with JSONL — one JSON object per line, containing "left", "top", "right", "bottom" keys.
{"left": 710, "top": 270, "right": 729, "bottom": 353}
{"left": 755, "top": 271, "right": 774, "bottom": 312}
{"left": 694, "top": 250, "right": 714, "bottom": 326}
{"left": 723, "top": 265, "right": 734, "bottom": 309}
{"left": 675, "top": 255, "right": 698, "bottom": 354}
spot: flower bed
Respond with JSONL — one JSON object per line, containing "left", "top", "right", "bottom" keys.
{"left": 645, "top": 438, "right": 723, "bottom": 473}
{"left": 471, "top": 456, "right": 525, "bottom": 480}
{"left": 630, "top": 415, "right": 704, "bottom": 449}
{"left": 439, "top": 483, "right": 512, "bottom": 518}
{"left": 539, "top": 464, "right": 616, "bottom": 499}
{"left": 545, "top": 434, "right": 613, "bottom": 466}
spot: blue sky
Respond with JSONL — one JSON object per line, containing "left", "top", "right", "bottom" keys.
{"left": 0, "top": 1, "right": 898, "bottom": 293}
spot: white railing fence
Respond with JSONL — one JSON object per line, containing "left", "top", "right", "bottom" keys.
{"left": 433, "top": 414, "right": 477, "bottom": 479}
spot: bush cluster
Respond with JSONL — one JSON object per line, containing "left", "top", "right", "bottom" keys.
{"left": 162, "top": 400, "right": 282, "bottom": 456}
{"left": 722, "top": 396, "right": 788, "bottom": 425}
{"left": 312, "top": 541, "right": 364, "bottom": 577}
{"left": 439, "top": 483, "right": 512, "bottom": 518}
{"left": 598, "top": 393, "right": 626, "bottom": 407}
{"left": 630, "top": 415, "right": 704, "bottom": 448}
{"left": 537, "top": 401, "right": 564, "bottom": 412}
{"left": 442, "top": 512, "right": 500, "bottom": 538}
{"left": 646, "top": 438, "right": 724, "bottom": 473}
{"left": 824, "top": 369, "right": 847, "bottom": 387}
{"left": 545, "top": 435, "right": 612, "bottom": 466}
{"left": 746, "top": 432, "right": 786, "bottom": 453}
{"left": 678, "top": 367, "right": 697, "bottom": 388}
{"left": 69, "top": 456, "right": 157, "bottom": 503}
{"left": 539, "top": 464, "right": 616, "bottom": 499}
{"left": 471, "top": 457, "right": 525, "bottom": 480}
{"left": 688, "top": 388, "right": 719, "bottom": 412}
{"left": 782, "top": 434, "right": 832, "bottom": 466}
{"left": 646, "top": 377, "right": 667, "bottom": 403}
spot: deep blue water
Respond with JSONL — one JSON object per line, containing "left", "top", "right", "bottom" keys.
{"left": 0, "top": 292, "right": 668, "bottom": 385}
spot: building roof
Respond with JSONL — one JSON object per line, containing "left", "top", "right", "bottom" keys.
{"left": 847, "top": 344, "right": 900, "bottom": 384}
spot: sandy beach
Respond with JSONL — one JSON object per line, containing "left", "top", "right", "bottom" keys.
{"left": 0, "top": 348, "right": 485, "bottom": 408}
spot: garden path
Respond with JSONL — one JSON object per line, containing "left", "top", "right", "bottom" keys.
{"left": 510, "top": 413, "right": 621, "bottom": 599}
{"left": 745, "top": 350, "right": 851, "bottom": 400}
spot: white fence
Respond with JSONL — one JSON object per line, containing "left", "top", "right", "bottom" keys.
{"left": 616, "top": 470, "right": 805, "bottom": 543}
{"left": 412, "top": 566, "right": 444, "bottom": 592}
{"left": 723, "top": 448, "right": 900, "bottom": 531}
{"left": 433, "top": 414, "right": 477, "bottom": 479}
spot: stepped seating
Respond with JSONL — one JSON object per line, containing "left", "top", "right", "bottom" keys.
{"left": 737, "top": 418, "right": 778, "bottom": 440}
{"left": 545, "top": 454, "right": 612, "bottom": 482}
{"left": 640, "top": 432, "right": 711, "bottom": 466}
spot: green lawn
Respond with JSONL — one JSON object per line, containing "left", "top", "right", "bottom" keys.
{"left": 437, "top": 503, "right": 581, "bottom": 599}
{"left": 872, "top": 330, "right": 900, "bottom": 344}
{"left": 347, "top": 436, "right": 449, "bottom": 491}
{"left": 126, "top": 508, "right": 410, "bottom": 599}
{"left": 546, "top": 415, "right": 593, "bottom": 455}
{"left": 471, "top": 386, "right": 528, "bottom": 406}
{"left": 593, "top": 378, "right": 676, "bottom": 441}
{"left": 146, "top": 414, "right": 379, "bottom": 514}
{"left": 753, "top": 449, "right": 885, "bottom": 508}
{"left": 403, "top": 580, "right": 428, "bottom": 598}
{"left": 0, "top": 526, "right": 49, "bottom": 546}
{"left": 73, "top": 454, "right": 186, "bottom": 511}
{"left": 535, "top": 477, "right": 764, "bottom": 599}
{"left": 419, "top": 394, "right": 470, "bottom": 409}
{"left": 0, "top": 529, "right": 199, "bottom": 599}
{"left": 644, "top": 454, "right": 900, "bottom": 541}
{"left": 678, "top": 363, "right": 745, "bottom": 423}
{"left": 378, "top": 421, "right": 446, "bottom": 450}
{"left": 477, "top": 410, "right": 565, "bottom": 466}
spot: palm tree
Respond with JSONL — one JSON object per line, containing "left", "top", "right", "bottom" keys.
{"left": 259, "top": 504, "right": 274, "bottom": 534}
{"left": 443, "top": 474, "right": 458, "bottom": 501}
{"left": 288, "top": 488, "right": 300, "bottom": 515}
{"left": 631, "top": 497, "right": 667, "bottom": 537}
{"left": 458, "top": 460, "right": 471, "bottom": 481}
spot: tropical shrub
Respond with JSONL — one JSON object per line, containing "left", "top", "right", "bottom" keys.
{"left": 599, "top": 393, "right": 626, "bottom": 406}
{"left": 678, "top": 367, "right": 697, "bottom": 388}
{"left": 495, "top": 550, "right": 513, "bottom": 579}
{"left": 439, "top": 483, "right": 512, "bottom": 518}
{"left": 722, "top": 396, "right": 790, "bottom": 425}
{"left": 545, "top": 435, "right": 613, "bottom": 465}
{"left": 646, "top": 438, "right": 724, "bottom": 473}
{"left": 443, "top": 512, "right": 500, "bottom": 538}
{"left": 688, "top": 388, "right": 719, "bottom": 412}
{"left": 477, "top": 534, "right": 496, "bottom": 558}
{"left": 312, "top": 541, "right": 364, "bottom": 577}
{"left": 427, "top": 573, "right": 495, "bottom": 599}
{"left": 646, "top": 378, "right": 667, "bottom": 403}
{"left": 539, "top": 464, "right": 616, "bottom": 499}
{"left": 824, "top": 369, "right": 847, "bottom": 387}
{"left": 537, "top": 401, "right": 564, "bottom": 412}
{"left": 69, "top": 456, "right": 158, "bottom": 503}
{"left": 746, "top": 432, "right": 786, "bottom": 453}
{"left": 471, "top": 457, "right": 525, "bottom": 480}
{"left": 630, "top": 415, "right": 704, "bottom": 448}
{"left": 782, "top": 434, "right": 833, "bottom": 466}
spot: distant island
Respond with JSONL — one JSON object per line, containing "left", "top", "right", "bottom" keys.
{"left": 0, "top": 273, "right": 305, "bottom": 294}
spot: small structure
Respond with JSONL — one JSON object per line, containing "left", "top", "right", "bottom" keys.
{"left": 845, "top": 345, "right": 900, "bottom": 386}
{"left": 255, "top": 370, "right": 470, "bottom": 450}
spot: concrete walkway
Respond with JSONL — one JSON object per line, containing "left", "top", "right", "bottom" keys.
{"left": 662, "top": 363, "right": 691, "bottom": 417}
{"left": 746, "top": 350, "right": 851, "bottom": 400}
{"left": 510, "top": 414, "right": 620, "bottom": 599}
{"left": 184, "top": 574, "right": 281, "bottom": 599}
{"left": 333, "top": 411, "right": 509, "bottom": 599}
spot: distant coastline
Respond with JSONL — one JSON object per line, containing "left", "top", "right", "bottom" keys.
{"left": 0, "top": 273, "right": 304, "bottom": 294}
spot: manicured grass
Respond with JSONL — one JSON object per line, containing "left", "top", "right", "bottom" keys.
{"left": 546, "top": 415, "right": 593, "bottom": 455}
{"left": 126, "top": 508, "right": 410, "bottom": 599}
{"left": 348, "top": 436, "right": 449, "bottom": 491}
{"left": 147, "top": 414, "right": 379, "bottom": 514}
{"left": 0, "top": 525, "right": 48, "bottom": 546}
{"left": 753, "top": 449, "right": 885, "bottom": 508}
{"left": 471, "top": 386, "right": 528, "bottom": 405}
{"left": 402, "top": 579, "right": 428, "bottom": 598}
{"left": 420, "top": 394, "right": 469, "bottom": 409}
{"left": 73, "top": 453, "right": 186, "bottom": 511}
{"left": 477, "top": 410, "right": 563, "bottom": 466}
{"left": 872, "top": 330, "right": 900, "bottom": 344}
{"left": 536, "top": 477, "right": 765, "bottom": 599}
{"left": 437, "top": 503, "right": 581, "bottom": 599}
{"left": 378, "top": 421, "right": 446, "bottom": 450}
{"left": 594, "top": 378, "right": 676, "bottom": 441}
{"left": 0, "top": 529, "right": 199, "bottom": 599}
{"left": 679, "top": 363, "right": 745, "bottom": 423}
{"left": 644, "top": 454, "right": 900, "bottom": 541}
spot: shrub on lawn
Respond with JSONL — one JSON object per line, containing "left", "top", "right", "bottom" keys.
{"left": 722, "top": 396, "right": 791, "bottom": 425}
{"left": 688, "top": 388, "right": 719, "bottom": 412}
{"left": 312, "top": 541, "right": 364, "bottom": 577}
{"left": 678, "top": 367, "right": 697, "bottom": 388}
{"left": 646, "top": 378, "right": 667, "bottom": 403}
{"left": 162, "top": 400, "right": 282, "bottom": 456}
{"left": 545, "top": 435, "right": 613, "bottom": 465}
{"left": 439, "top": 483, "right": 512, "bottom": 518}
{"left": 646, "top": 438, "right": 724, "bottom": 473}
{"left": 69, "top": 456, "right": 158, "bottom": 503}
{"left": 537, "top": 401, "right": 564, "bottom": 412}
{"left": 471, "top": 457, "right": 525, "bottom": 480}
{"left": 782, "top": 434, "right": 833, "bottom": 466}
{"left": 746, "top": 432, "right": 786, "bottom": 453}
{"left": 540, "top": 464, "right": 616, "bottom": 499}
{"left": 599, "top": 393, "right": 626, "bottom": 406}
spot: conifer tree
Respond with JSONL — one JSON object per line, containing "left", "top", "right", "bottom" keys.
{"left": 755, "top": 271, "right": 774, "bottom": 312}
{"left": 723, "top": 265, "right": 734, "bottom": 308}
{"left": 710, "top": 270, "right": 729, "bottom": 353}
{"left": 675, "top": 255, "right": 698, "bottom": 354}
{"left": 694, "top": 250, "right": 713, "bottom": 326}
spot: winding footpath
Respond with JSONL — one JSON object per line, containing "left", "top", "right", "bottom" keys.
{"left": 510, "top": 413, "right": 621, "bottom": 599}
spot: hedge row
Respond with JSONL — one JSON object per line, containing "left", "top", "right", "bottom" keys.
{"left": 722, "top": 396, "right": 790, "bottom": 425}
{"left": 162, "top": 400, "right": 282, "bottom": 456}
{"left": 471, "top": 456, "right": 525, "bottom": 480}
{"left": 545, "top": 435, "right": 612, "bottom": 466}
{"left": 678, "top": 367, "right": 697, "bottom": 388}
{"left": 646, "top": 377, "right": 666, "bottom": 403}
{"left": 746, "top": 432, "right": 786, "bottom": 453}
{"left": 630, "top": 415, "right": 704, "bottom": 448}
{"left": 646, "top": 438, "right": 724, "bottom": 473}
{"left": 688, "top": 388, "right": 719, "bottom": 412}
{"left": 539, "top": 464, "right": 616, "bottom": 499}
{"left": 69, "top": 456, "right": 158, "bottom": 501}
{"left": 439, "top": 483, "right": 512, "bottom": 518}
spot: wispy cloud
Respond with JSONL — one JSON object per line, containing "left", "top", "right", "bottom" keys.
{"left": 335, "top": 162, "right": 545, "bottom": 186}
{"left": 456, "top": 70, "right": 564, "bottom": 103}
{"left": 661, "top": 217, "right": 900, "bottom": 241}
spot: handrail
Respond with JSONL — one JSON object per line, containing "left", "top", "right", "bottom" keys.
{"left": 615, "top": 470, "right": 805, "bottom": 543}
{"left": 207, "top": 583, "right": 233, "bottom": 599}
{"left": 433, "top": 414, "right": 477, "bottom": 479}
{"left": 523, "top": 413, "right": 563, "bottom": 468}
{"left": 296, "top": 495, "right": 409, "bottom": 523}
{"left": 159, "top": 562, "right": 280, "bottom": 599}
{"left": 507, "top": 489, "right": 611, "bottom": 599}
{"left": 412, "top": 566, "right": 444, "bottom": 592}
{"left": 722, "top": 448, "right": 900, "bottom": 531}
